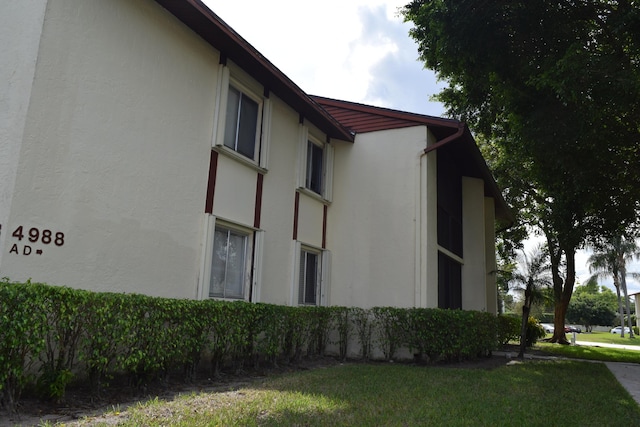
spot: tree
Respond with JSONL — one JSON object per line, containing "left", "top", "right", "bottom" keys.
{"left": 402, "top": 0, "right": 640, "bottom": 343}
{"left": 510, "top": 245, "right": 552, "bottom": 358}
{"left": 566, "top": 287, "right": 617, "bottom": 332}
{"left": 588, "top": 234, "right": 640, "bottom": 337}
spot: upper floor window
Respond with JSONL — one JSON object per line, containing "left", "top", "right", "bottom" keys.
{"left": 223, "top": 85, "right": 259, "bottom": 159}
{"left": 213, "top": 62, "right": 271, "bottom": 169}
{"left": 298, "top": 125, "right": 333, "bottom": 201}
{"left": 306, "top": 140, "right": 324, "bottom": 195}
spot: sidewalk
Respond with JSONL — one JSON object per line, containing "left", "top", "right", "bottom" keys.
{"left": 605, "top": 362, "right": 640, "bottom": 405}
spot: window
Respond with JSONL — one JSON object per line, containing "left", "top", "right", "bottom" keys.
{"left": 210, "top": 225, "right": 251, "bottom": 299}
{"left": 438, "top": 252, "right": 462, "bottom": 309}
{"left": 298, "top": 126, "right": 333, "bottom": 201}
{"left": 223, "top": 85, "right": 259, "bottom": 159}
{"left": 299, "top": 248, "right": 321, "bottom": 305}
{"left": 306, "top": 140, "right": 324, "bottom": 195}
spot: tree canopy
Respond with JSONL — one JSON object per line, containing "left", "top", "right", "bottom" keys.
{"left": 403, "top": 0, "right": 640, "bottom": 343}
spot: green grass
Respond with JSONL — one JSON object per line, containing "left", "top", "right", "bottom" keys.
{"left": 574, "top": 331, "right": 640, "bottom": 346}
{"left": 535, "top": 341, "right": 640, "bottom": 363}
{"left": 72, "top": 361, "right": 640, "bottom": 427}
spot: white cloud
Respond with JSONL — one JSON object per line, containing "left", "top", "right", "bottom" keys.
{"left": 202, "top": 0, "right": 445, "bottom": 116}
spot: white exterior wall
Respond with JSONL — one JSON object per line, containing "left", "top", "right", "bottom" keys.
{"left": 484, "top": 197, "right": 498, "bottom": 314}
{"left": 0, "top": 0, "right": 49, "bottom": 267}
{"left": 256, "top": 97, "right": 302, "bottom": 306}
{"left": 461, "top": 177, "right": 487, "bottom": 311}
{"left": 0, "top": 0, "right": 219, "bottom": 297}
{"left": 329, "top": 126, "right": 434, "bottom": 308}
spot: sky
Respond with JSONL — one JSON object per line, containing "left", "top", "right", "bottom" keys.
{"left": 203, "top": 0, "right": 640, "bottom": 297}
{"left": 203, "top": 0, "right": 445, "bottom": 117}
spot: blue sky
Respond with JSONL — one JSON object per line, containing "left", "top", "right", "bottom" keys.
{"left": 203, "top": 0, "right": 640, "bottom": 297}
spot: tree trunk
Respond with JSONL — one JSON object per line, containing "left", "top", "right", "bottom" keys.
{"left": 549, "top": 245, "right": 576, "bottom": 344}
{"left": 620, "top": 264, "right": 635, "bottom": 338}
{"left": 613, "top": 276, "right": 625, "bottom": 337}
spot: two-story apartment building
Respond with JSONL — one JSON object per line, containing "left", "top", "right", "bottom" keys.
{"left": 0, "top": 0, "right": 511, "bottom": 312}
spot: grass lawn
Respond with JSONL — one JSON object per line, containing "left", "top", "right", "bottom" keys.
{"left": 574, "top": 331, "right": 640, "bottom": 346}
{"left": 535, "top": 341, "right": 640, "bottom": 363}
{"left": 70, "top": 361, "right": 640, "bottom": 427}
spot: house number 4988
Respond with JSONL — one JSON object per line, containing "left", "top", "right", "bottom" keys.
{"left": 12, "top": 226, "right": 65, "bottom": 246}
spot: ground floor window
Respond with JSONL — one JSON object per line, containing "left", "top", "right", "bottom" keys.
{"left": 210, "top": 225, "right": 251, "bottom": 299}
{"left": 438, "top": 251, "right": 462, "bottom": 309}
{"left": 299, "top": 248, "right": 321, "bottom": 305}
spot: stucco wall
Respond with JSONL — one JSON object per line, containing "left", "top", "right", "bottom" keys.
{"left": 1, "top": 0, "right": 217, "bottom": 297}
{"left": 461, "top": 176, "right": 487, "bottom": 311}
{"left": 329, "top": 126, "right": 431, "bottom": 308}
{"left": 256, "top": 96, "right": 302, "bottom": 306}
{"left": 0, "top": 0, "right": 49, "bottom": 268}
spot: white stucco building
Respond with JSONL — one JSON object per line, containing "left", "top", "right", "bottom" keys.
{"left": 1, "top": 0, "right": 511, "bottom": 312}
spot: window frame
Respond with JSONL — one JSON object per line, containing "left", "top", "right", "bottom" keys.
{"left": 299, "top": 247, "right": 321, "bottom": 305}
{"left": 293, "top": 242, "right": 330, "bottom": 306}
{"left": 199, "top": 215, "right": 262, "bottom": 302}
{"left": 213, "top": 64, "right": 271, "bottom": 170}
{"left": 223, "top": 84, "right": 261, "bottom": 160}
{"left": 297, "top": 124, "right": 334, "bottom": 202}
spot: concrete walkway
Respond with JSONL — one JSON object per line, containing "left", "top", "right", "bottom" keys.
{"left": 605, "top": 362, "right": 640, "bottom": 405}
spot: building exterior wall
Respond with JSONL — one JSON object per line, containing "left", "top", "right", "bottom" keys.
{"left": 0, "top": 0, "right": 49, "bottom": 267}
{"left": 0, "top": 0, "right": 218, "bottom": 296}
{"left": 0, "top": 0, "right": 502, "bottom": 312}
{"left": 329, "top": 126, "right": 434, "bottom": 308}
{"left": 484, "top": 197, "right": 498, "bottom": 314}
{"left": 461, "top": 176, "right": 487, "bottom": 311}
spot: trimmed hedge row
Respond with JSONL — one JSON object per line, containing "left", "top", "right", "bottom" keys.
{"left": 0, "top": 280, "right": 518, "bottom": 411}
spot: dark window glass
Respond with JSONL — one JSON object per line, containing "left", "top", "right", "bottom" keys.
{"left": 299, "top": 250, "right": 319, "bottom": 305}
{"left": 437, "top": 152, "right": 463, "bottom": 256}
{"left": 438, "top": 252, "right": 462, "bottom": 309}
{"left": 306, "top": 141, "right": 323, "bottom": 195}
{"left": 224, "top": 86, "right": 259, "bottom": 159}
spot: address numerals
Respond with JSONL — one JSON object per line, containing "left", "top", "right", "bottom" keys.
{"left": 12, "top": 226, "right": 65, "bottom": 246}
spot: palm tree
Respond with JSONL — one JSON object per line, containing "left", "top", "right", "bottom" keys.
{"left": 512, "top": 244, "right": 552, "bottom": 358}
{"left": 588, "top": 235, "right": 639, "bottom": 338}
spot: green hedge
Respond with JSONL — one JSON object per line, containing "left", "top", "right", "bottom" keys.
{"left": 0, "top": 280, "right": 513, "bottom": 411}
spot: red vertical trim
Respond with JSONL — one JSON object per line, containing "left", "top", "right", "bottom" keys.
{"left": 254, "top": 173, "right": 264, "bottom": 228}
{"left": 204, "top": 150, "right": 218, "bottom": 214}
{"left": 322, "top": 204, "right": 328, "bottom": 249}
{"left": 293, "top": 192, "right": 300, "bottom": 240}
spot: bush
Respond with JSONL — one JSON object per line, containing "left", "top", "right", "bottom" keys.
{"left": 496, "top": 315, "right": 520, "bottom": 345}
{"left": 526, "top": 317, "right": 546, "bottom": 347}
{"left": 1, "top": 281, "right": 505, "bottom": 409}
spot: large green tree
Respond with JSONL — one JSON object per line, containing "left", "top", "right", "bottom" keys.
{"left": 403, "top": 0, "right": 640, "bottom": 343}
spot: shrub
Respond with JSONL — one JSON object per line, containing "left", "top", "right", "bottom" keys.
{"left": 1, "top": 280, "right": 506, "bottom": 410}
{"left": 526, "top": 317, "right": 546, "bottom": 347}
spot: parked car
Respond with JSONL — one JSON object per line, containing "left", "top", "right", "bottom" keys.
{"left": 610, "top": 326, "right": 631, "bottom": 334}
{"left": 541, "top": 323, "right": 554, "bottom": 334}
{"left": 564, "top": 325, "right": 582, "bottom": 333}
